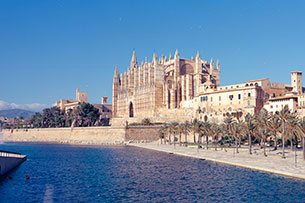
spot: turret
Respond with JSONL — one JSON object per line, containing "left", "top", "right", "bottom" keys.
{"left": 195, "top": 51, "right": 201, "bottom": 74}
{"left": 130, "top": 50, "right": 137, "bottom": 68}
{"left": 216, "top": 59, "right": 220, "bottom": 71}
{"left": 153, "top": 53, "right": 158, "bottom": 65}
{"left": 210, "top": 58, "right": 214, "bottom": 70}
{"left": 112, "top": 65, "right": 120, "bottom": 117}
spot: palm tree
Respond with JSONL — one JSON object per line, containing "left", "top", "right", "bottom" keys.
{"left": 158, "top": 125, "right": 167, "bottom": 144}
{"left": 177, "top": 123, "right": 184, "bottom": 146}
{"left": 169, "top": 122, "right": 178, "bottom": 146}
{"left": 224, "top": 115, "right": 234, "bottom": 149}
{"left": 277, "top": 105, "right": 291, "bottom": 159}
{"left": 256, "top": 108, "right": 270, "bottom": 157}
{"left": 268, "top": 113, "right": 280, "bottom": 150}
{"left": 210, "top": 123, "right": 222, "bottom": 151}
{"left": 231, "top": 119, "right": 244, "bottom": 153}
{"left": 245, "top": 113, "right": 256, "bottom": 155}
{"left": 192, "top": 119, "right": 201, "bottom": 144}
{"left": 200, "top": 120, "right": 211, "bottom": 150}
{"left": 182, "top": 120, "right": 191, "bottom": 147}
{"left": 298, "top": 117, "right": 305, "bottom": 160}
{"left": 286, "top": 114, "right": 302, "bottom": 151}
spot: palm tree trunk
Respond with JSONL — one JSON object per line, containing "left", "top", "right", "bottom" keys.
{"left": 235, "top": 138, "right": 239, "bottom": 153}
{"left": 303, "top": 136, "right": 305, "bottom": 161}
{"left": 169, "top": 134, "right": 172, "bottom": 145}
{"left": 290, "top": 137, "right": 293, "bottom": 151}
{"left": 282, "top": 120, "right": 285, "bottom": 159}
{"left": 193, "top": 132, "right": 196, "bottom": 144}
{"left": 197, "top": 134, "right": 201, "bottom": 149}
{"left": 206, "top": 135, "right": 209, "bottom": 150}
{"left": 248, "top": 132, "right": 252, "bottom": 155}
{"left": 274, "top": 130, "right": 277, "bottom": 150}
{"left": 179, "top": 133, "right": 182, "bottom": 146}
{"left": 263, "top": 139, "right": 267, "bottom": 157}
{"left": 185, "top": 133, "right": 188, "bottom": 147}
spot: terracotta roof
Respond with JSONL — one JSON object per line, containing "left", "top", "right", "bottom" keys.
{"left": 269, "top": 95, "right": 298, "bottom": 101}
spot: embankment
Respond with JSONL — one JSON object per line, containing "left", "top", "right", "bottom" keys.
{"left": 2, "top": 126, "right": 161, "bottom": 145}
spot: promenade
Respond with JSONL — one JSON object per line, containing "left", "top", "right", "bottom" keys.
{"left": 129, "top": 142, "right": 305, "bottom": 180}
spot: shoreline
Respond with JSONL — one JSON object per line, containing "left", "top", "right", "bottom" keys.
{"left": 128, "top": 142, "right": 305, "bottom": 181}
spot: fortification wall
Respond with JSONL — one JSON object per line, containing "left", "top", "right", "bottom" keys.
{"left": 2, "top": 127, "right": 126, "bottom": 145}
{"left": 126, "top": 126, "right": 160, "bottom": 142}
{"left": 2, "top": 126, "right": 161, "bottom": 145}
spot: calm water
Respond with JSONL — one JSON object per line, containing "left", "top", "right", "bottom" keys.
{"left": 1, "top": 143, "right": 305, "bottom": 202}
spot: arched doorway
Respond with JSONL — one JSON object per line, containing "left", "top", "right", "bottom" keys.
{"left": 129, "top": 102, "right": 134, "bottom": 118}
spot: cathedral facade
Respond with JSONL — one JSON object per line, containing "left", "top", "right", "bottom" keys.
{"left": 112, "top": 50, "right": 220, "bottom": 119}
{"left": 112, "top": 50, "right": 304, "bottom": 123}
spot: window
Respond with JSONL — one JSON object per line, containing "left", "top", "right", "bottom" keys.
{"left": 248, "top": 100, "right": 250, "bottom": 105}
{"left": 272, "top": 93, "right": 276, "bottom": 98}
{"left": 229, "top": 95, "right": 234, "bottom": 100}
{"left": 270, "top": 105, "right": 273, "bottom": 109}
{"left": 248, "top": 93, "right": 251, "bottom": 97}
{"left": 211, "top": 97, "right": 213, "bottom": 102}
{"left": 219, "top": 96, "right": 221, "bottom": 101}
{"left": 238, "top": 94, "right": 241, "bottom": 100}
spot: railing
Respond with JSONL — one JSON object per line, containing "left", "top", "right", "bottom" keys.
{"left": 0, "top": 150, "right": 26, "bottom": 158}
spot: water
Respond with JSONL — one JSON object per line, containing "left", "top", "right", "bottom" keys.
{"left": 1, "top": 142, "right": 305, "bottom": 203}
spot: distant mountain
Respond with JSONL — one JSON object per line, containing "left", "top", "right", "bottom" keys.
{"left": 0, "top": 109, "right": 35, "bottom": 119}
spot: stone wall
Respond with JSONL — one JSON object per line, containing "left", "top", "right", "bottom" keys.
{"left": 2, "top": 125, "right": 161, "bottom": 145}
{"left": 126, "top": 126, "right": 161, "bottom": 142}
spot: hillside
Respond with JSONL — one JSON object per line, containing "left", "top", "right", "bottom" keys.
{"left": 0, "top": 109, "right": 35, "bottom": 118}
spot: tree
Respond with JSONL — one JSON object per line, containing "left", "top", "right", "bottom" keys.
{"left": 169, "top": 122, "right": 178, "bottom": 146}
{"left": 245, "top": 113, "right": 256, "bottom": 155}
{"left": 73, "top": 103, "right": 100, "bottom": 127}
{"left": 231, "top": 119, "right": 244, "bottom": 153}
{"left": 298, "top": 117, "right": 305, "bottom": 160}
{"left": 192, "top": 119, "right": 201, "bottom": 145}
{"left": 256, "top": 108, "right": 270, "bottom": 157}
{"left": 277, "top": 105, "right": 291, "bottom": 159}
{"left": 177, "top": 123, "right": 184, "bottom": 146}
{"left": 268, "top": 113, "right": 280, "bottom": 150}
{"left": 182, "top": 120, "right": 191, "bottom": 147}
{"left": 200, "top": 120, "right": 211, "bottom": 150}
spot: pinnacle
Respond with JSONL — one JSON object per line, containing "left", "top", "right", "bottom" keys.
{"left": 131, "top": 50, "right": 137, "bottom": 65}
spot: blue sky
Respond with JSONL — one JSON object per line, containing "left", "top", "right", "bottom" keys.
{"left": 0, "top": 0, "right": 304, "bottom": 111}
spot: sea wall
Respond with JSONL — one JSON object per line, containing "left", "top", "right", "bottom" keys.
{"left": 2, "top": 126, "right": 161, "bottom": 145}
{"left": 126, "top": 126, "right": 160, "bottom": 142}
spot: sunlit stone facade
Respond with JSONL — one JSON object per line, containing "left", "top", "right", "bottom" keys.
{"left": 112, "top": 50, "right": 304, "bottom": 123}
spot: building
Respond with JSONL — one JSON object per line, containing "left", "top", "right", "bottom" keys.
{"left": 56, "top": 89, "right": 112, "bottom": 119}
{"left": 112, "top": 50, "right": 220, "bottom": 122}
{"left": 112, "top": 50, "right": 304, "bottom": 123}
{"left": 56, "top": 88, "right": 88, "bottom": 111}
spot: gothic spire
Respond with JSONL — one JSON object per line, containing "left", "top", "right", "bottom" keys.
{"left": 153, "top": 53, "right": 158, "bottom": 64}
{"left": 196, "top": 51, "right": 200, "bottom": 60}
{"left": 175, "top": 49, "right": 179, "bottom": 58}
{"left": 130, "top": 50, "right": 137, "bottom": 68}
{"left": 216, "top": 59, "right": 220, "bottom": 70}
{"left": 210, "top": 58, "right": 214, "bottom": 69}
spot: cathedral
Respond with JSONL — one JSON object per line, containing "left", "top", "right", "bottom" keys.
{"left": 112, "top": 50, "right": 220, "bottom": 119}
{"left": 112, "top": 50, "right": 304, "bottom": 124}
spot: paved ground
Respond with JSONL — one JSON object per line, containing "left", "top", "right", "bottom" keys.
{"left": 128, "top": 142, "right": 305, "bottom": 180}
